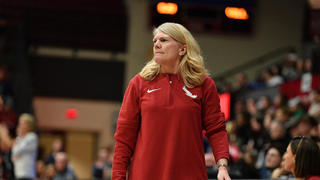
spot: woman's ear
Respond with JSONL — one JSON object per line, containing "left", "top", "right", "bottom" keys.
{"left": 179, "top": 45, "right": 187, "bottom": 56}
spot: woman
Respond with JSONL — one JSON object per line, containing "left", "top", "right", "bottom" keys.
{"left": 259, "top": 144, "right": 284, "bottom": 179}
{"left": 0, "top": 113, "right": 38, "bottom": 180}
{"left": 112, "top": 22, "right": 230, "bottom": 180}
{"left": 282, "top": 136, "right": 320, "bottom": 180}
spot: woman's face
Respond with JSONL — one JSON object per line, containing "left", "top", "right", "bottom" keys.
{"left": 153, "top": 31, "right": 184, "bottom": 71}
{"left": 17, "top": 118, "right": 31, "bottom": 137}
{"left": 265, "top": 147, "right": 282, "bottom": 169}
{"left": 282, "top": 144, "right": 295, "bottom": 174}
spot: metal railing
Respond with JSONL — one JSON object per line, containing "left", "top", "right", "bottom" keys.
{"left": 213, "top": 46, "right": 295, "bottom": 81}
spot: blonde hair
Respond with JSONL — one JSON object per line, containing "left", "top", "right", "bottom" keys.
{"left": 19, "top": 113, "right": 36, "bottom": 132}
{"left": 140, "top": 22, "right": 208, "bottom": 88}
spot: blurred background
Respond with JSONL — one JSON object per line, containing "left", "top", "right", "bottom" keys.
{"left": 0, "top": 0, "right": 319, "bottom": 179}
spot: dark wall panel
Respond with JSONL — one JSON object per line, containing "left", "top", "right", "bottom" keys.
{"left": 3, "top": 0, "right": 128, "bottom": 52}
{"left": 30, "top": 56, "right": 125, "bottom": 101}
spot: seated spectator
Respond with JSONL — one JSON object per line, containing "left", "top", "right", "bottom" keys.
{"left": 234, "top": 112, "right": 251, "bottom": 148}
{"left": 263, "top": 110, "right": 273, "bottom": 132}
{"left": 45, "top": 164, "right": 56, "bottom": 180}
{"left": 295, "top": 115, "right": 318, "bottom": 137}
{"left": 259, "top": 143, "right": 285, "bottom": 179}
{"left": 36, "top": 159, "right": 46, "bottom": 180}
{"left": 282, "top": 52, "right": 299, "bottom": 81}
{"left": 285, "top": 98, "right": 307, "bottom": 130}
{"left": 271, "top": 64, "right": 283, "bottom": 80}
{"left": 54, "top": 152, "right": 77, "bottom": 180}
{"left": 304, "top": 58, "right": 314, "bottom": 75}
{"left": 268, "top": 120, "right": 290, "bottom": 146}
{"left": 92, "top": 146, "right": 113, "bottom": 180}
{"left": 304, "top": 34, "right": 320, "bottom": 74}
{"left": 262, "top": 69, "right": 284, "bottom": 87}
{"left": 246, "top": 98, "right": 259, "bottom": 117}
{"left": 282, "top": 136, "right": 320, "bottom": 180}
{"left": 309, "top": 89, "right": 320, "bottom": 119}
{"left": 257, "top": 96, "right": 273, "bottom": 115}
{"left": 275, "top": 107, "right": 290, "bottom": 123}
{"left": 273, "top": 93, "right": 288, "bottom": 110}
{"left": 45, "top": 138, "right": 64, "bottom": 165}
{"left": 234, "top": 72, "right": 251, "bottom": 92}
{"left": 296, "top": 59, "right": 304, "bottom": 78}
{"left": 247, "top": 116, "right": 267, "bottom": 165}
{"left": 230, "top": 151, "right": 259, "bottom": 179}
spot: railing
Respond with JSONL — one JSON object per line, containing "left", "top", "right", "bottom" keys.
{"left": 213, "top": 46, "right": 295, "bottom": 81}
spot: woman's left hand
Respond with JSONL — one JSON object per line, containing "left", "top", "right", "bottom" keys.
{"left": 217, "top": 166, "right": 231, "bottom": 180}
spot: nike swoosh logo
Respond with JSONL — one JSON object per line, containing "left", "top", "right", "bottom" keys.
{"left": 182, "top": 86, "right": 197, "bottom": 99}
{"left": 147, "top": 88, "right": 161, "bottom": 93}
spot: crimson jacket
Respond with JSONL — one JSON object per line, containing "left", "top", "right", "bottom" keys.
{"left": 112, "top": 74, "right": 229, "bottom": 180}
{"left": 307, "top": 176, "right": 320, "bottom": 180}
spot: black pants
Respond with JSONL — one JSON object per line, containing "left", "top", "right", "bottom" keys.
{"left": 17, "top": 178, "right": 33, "bottom": 180}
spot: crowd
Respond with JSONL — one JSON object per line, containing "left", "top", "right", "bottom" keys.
{"left": 0, "top": 34, "right": 319, "bottom": 179}
{"left": 1, "top": 119, "right": 114, "bottom": 180}
{"left": 0, "top": 65, "right": 114, "bottom": 180}
{"left": 203, "top": 49, "right": 320, "bottom": 179}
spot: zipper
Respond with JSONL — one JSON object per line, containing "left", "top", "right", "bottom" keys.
{"left": 168, "top": 74, "right": 172, "bottom": 85}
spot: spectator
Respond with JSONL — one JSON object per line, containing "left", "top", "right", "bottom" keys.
{"left": 275, "top": 107, "right": 290, "bottom": 123}
{"left": 285, "top": 98, "right": 307, "bottom": 131}
{"left": 12, "top": 113, "right": 38, "bottom": 180}
{"left": 257, "top": 96, "right": 273, "bottom": 115}
{"left": 230, "top": 151, "right": 259, "bottom": 179}
{"left": 0, "top": 95, "right": 17, "bottom": 130}
{"left": 45, "top": 138, "right": 64, "bottom": 165}
{"left": 54, "top": 152, "right": 77, "bottom": 180}
{"left": 268, "top": 120, "right": 290, "bottom": 146}
{"left": 234, "top": 72, "right": 251, "bottom": 92}
{"left": 304, "top": 34, "right": 320, "bottom": 74}
{"left": 273, "top": 93, "right": 288, "bottom": 110}
{"left": 308, "top": 89, "right": 320, "bottom": 119}
{"left": 282, "top": 136, "right": 320, "bottom": 179}
{"left": 246, "top": 98, "right": 259, "bottom": 117}
{"left": 92, "top": 146, "right": 113, "bottom": 180}
{"left": 0, "top": 113, "right": 38, "bottom": 180}
{"left": 36, "top": 159, "right": 46, "bottom": 180}
{"left": 247, "top": 116, "right": 267, "bottom": 161}
{"left": 295, "top": 115, "right": 318, "bottom": 137}
{"left": 259, "top": 143, "right": 285, "bottom": 179}
{"left": 296, "top": 60, "right": 304, "bottom": 78}
{"left": 45, "top": 164, "right": 56, "bottom": 180}
{"left": 271, "top": 64, "right": 283, "bottom": 79}
{"left": 262, "top": 69, "right": 283, "bottom": 87}
{"left": 0, "top": 124, "right": 14, "bottom": 180}
{"left": 234, "top": 112, "right": 251, "bottom": 148}
{"left": 231, "top": 73, "right": 252, "bottom": 119}
{"left": 305, "top": 57, "right": 314, "bottom": 74}
{"left": 282, "top": 52, "right": 299, "bottom": 81}
{"left": 263, "top": 110, "right": 273, "bottom": 132}
{"left": 0, "top": 65, "right": 13, "bottom": 109}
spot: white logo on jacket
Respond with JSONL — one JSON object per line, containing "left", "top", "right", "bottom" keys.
{"left": 147, "top": 88, "right": 161, "bottom": 93}
{"left": 182, "top": 86, "right": 197, "bottom": 99}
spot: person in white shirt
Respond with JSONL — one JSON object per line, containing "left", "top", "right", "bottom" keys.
{"left": 0, "top": 113, "right": 38, "bottom": 180}
{"left": 12, "top": 113, "right": 38, "bottom": 180}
